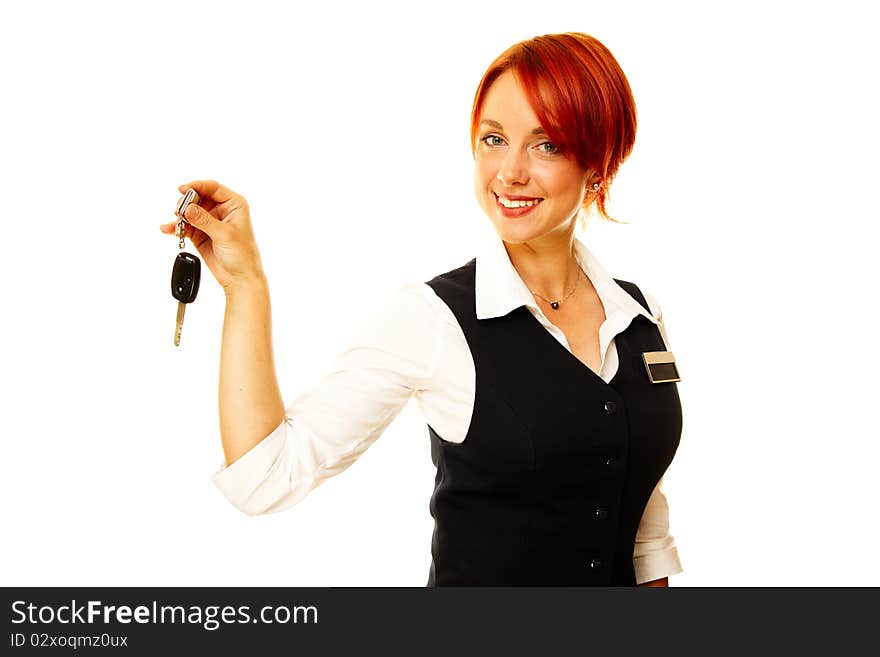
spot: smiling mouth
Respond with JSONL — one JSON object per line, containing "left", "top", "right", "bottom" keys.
{"left": 494, "top": 192, "right": 543, "bottom": 209}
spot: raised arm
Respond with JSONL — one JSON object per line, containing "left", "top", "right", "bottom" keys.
{"left": 210, "top": 282, "right": 443, "bottom": 516}
{"left": 219, "top": 274, "right": 285, "bottom": 467}
{"left": 161, "top": 179, "right": 284, "bottom": 467}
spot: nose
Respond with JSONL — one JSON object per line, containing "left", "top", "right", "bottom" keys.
{"left": 497, "top": 148, "right": 529, "bottom": 187}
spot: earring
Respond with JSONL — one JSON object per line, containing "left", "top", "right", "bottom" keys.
{"left": 591, "top": 181, "right": 602, "bottom": 191}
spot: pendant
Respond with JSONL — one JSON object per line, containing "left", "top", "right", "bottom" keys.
{"left": 551, "top": 302, "right": 559, "bottom": 309}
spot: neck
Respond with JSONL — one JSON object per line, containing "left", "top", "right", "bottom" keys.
{"left": 503, "top": 227, "right": 580, "bottom": 300}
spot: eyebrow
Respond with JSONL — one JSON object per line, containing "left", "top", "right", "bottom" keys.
{"left": 480, "top": 119, "right": 547, "bottom": 136}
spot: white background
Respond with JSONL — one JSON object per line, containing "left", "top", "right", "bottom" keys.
{"left": 1, "top": 0, "right": 877, "bottom": 587}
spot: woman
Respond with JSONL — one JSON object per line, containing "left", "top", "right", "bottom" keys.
{"left": 159, "top": 32, "right": 683, "bottom": 587}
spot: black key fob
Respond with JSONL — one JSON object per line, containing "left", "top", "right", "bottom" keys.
{"left": 171, "top": 252, "right": 201, "bottom": 303}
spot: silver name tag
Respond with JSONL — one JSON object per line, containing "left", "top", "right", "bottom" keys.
{"left": 642, "top": 351, "right": 681, "bottom": 384}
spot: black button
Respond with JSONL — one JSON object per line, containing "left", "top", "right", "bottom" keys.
{"left": 603, "top": 401, "right": 617, "bottom": 415}
{"left": 604, "top": 457, "right": 617, "bottom": 467}
{"left": 589, "top": 558, "right": 603, "bottom": 569}
{"left": 594, "top": 506, "right": 609, "bottom": 520}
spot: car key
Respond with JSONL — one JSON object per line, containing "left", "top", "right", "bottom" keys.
{"left": 171, "top": 188, "right": 202, "bottom": 346}
{"left": 172, "top": 252, "right": 201, "bottom": 346}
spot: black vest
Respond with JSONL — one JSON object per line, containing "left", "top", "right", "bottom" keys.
{"left": 424, "top": 258, "right": 682, "bottom": 586}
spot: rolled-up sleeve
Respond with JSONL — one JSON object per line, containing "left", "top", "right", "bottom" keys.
{"left": 633, "top": 476, "right": 683, "bottom": 583}
{"left": 210, "top": 282, "right": 443, "bottom": 516}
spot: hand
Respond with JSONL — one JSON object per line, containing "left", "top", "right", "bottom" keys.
{"left": 159, "top": 180, "right": 266, "bottom": 292}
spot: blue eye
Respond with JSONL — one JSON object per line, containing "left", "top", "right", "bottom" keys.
{"left": 479, "top": 134, "right": 560, "bottom": 154}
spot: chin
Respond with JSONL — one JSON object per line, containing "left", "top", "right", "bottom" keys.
{"left": 488, "top": 219, "right": 543, "bottom": 245}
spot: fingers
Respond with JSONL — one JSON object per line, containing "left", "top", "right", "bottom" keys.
{"left": 178, "top": 179, "right": 241, "bottom": 205}
{"left": 159, "top": 220, "right": 195, "bottom": 238}
{"left": 182, "top": 202, "right": 225, "bottom": 238}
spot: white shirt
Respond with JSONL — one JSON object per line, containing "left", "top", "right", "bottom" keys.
{"left": 211, "top": 231, "right": 684, "bottom": 584}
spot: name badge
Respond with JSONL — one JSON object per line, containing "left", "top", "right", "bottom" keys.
{"left": 642, "top": 351, "right": 681, "bottom": 384}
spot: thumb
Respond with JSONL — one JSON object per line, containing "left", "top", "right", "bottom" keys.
{"left": 183, "top": 203, "right": 224, "bottom": 237}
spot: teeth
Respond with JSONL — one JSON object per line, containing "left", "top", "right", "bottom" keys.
{"left": 497, "top": 195, "right": 541, "bottom": 208}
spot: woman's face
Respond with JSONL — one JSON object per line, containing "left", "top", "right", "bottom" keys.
{"left": 474, "top": 69, "right": 594, "bottom": 245}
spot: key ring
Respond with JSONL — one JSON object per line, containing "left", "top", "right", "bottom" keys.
{"left": 175, "top": 188, "right": 200, "bottom": 250}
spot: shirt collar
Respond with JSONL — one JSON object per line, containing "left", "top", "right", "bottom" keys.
{"left": 474, "top": 229, "right": 660, "bottom": 327}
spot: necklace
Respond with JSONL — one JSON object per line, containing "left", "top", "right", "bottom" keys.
{"left": 528, "top": 262, "right": 583, "bottom": 310}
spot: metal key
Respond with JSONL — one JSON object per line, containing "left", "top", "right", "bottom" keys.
{"left": 171, "top": 188, "right": 202, "bottom": 346}
{"left": 171, "top": 252, "right": 201, "bottom": 345}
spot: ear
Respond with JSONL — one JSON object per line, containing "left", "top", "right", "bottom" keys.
{"left": 582, "top": 169, "right": 602, "bottom": 195}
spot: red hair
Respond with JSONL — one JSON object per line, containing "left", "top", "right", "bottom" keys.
{"left": 470, "top": 32, "right": 637, "bottom": 224}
